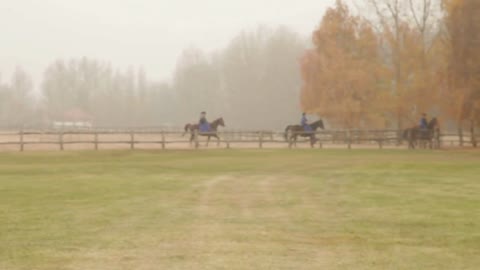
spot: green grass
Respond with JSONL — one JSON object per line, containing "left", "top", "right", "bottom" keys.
{"left": 1, "top": 149, "right": 479, "bottom": 269}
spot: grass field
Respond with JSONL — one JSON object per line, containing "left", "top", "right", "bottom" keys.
{"left": 1, "top": 149, "right": 479, "bottom": 269}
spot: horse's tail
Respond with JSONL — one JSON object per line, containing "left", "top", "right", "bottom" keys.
{"left": 183, "top": 124, "right": 190, "bottom": 137}
{"left": 284, "top": 126, "right": 292, "bottom": 141}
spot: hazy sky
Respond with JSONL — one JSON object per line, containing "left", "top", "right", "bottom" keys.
{"left": 1, "top": 0, "right": 335, "bottom": 86}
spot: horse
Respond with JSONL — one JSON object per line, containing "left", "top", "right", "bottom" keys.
{"left": 284, "top": 120, "right": 325, "bottom": 148}
{"left": 403, "top": 117, "right": 440, "bottom": 149}
{"left": 183, "top": 117, "right": 225, "bottom": 147}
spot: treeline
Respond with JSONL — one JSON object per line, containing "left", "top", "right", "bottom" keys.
{"left": 301, "top": 0, "right": 480, "bottom": 130}
{"left": 0, "top": 68, "right": 37, "bottom": 127}
{"left": 0, "top": 26, "right": 305, "bottom": 129}
{"left": 5, "top": 1, "right": 477, "bottom": 131}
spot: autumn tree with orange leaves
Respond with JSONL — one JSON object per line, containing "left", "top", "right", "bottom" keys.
{"left": 440, "top": 0, "right": 480, "bottom": 136}
{"left": 300, "top": 1, "right": 388, "bottom": 128}
{"left": 301, "top": 0, "right": 480, "bottom": 133}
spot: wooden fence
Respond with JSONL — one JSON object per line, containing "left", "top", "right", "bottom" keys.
{"left": 0, "top": 129, "right": 478, "bottom": 151}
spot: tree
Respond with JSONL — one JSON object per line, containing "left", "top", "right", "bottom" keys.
{"left": 441, "top": 0, "right": 480, "bottom": 131}
{"left": 173, "top": 47, "right": 222, "bottom": 123}
{"left": 10, "top": 67, "right": 35, "bottom": 126}
{"left": 300, "top": 1, "right": 387, "bottom": 128}
{"left": 0, "top": 76, "right": 12, "bottom": 125}
{"left": 364, "top": 0, "right": 442, "bottom": 128}
{"left": 42, "top": 58, "right": 147, "bottom": 126}
{"left": 221, "top": 26, "right": 305, "bottom": 129}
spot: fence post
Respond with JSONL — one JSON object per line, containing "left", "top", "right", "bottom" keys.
{"left": 436, "top": 130, "right": 442, "bottom": 149}
{"left": 347, "top": 130, "right": 352, "bottom": 150}
{"left": 94, "top": 132, "right": 99, "bottom": 150}
{"left": 318, "top": 137, "right": 323, "bottom": 149}
{"left": 471, "top": 120, "right": 477, "bottom": 148}
{"left": 458, "top": 128, "right": 464, "bottom": 147}
{"left": 259, "top": 132, "right": 264, "bottom": 149}
{"left": 194, "top": 130, "right": 199, "bottom": 149}
{"left": 19, "top": 130, "right": 24, "bottom": 152}
{"left": 287, "top": 131, "right": 292, "bottom": 149}
{"left": 59, "top": 132, "right": 64, "bottom": 151}
{"left": 225, "top": 134, "right": 230, "bottom": 149}
{"left": 161, "top": 131, "right": 166, "bottom": 150}
{"left": 130, "top": 131, "right": 135, "bottom": 150}
{"left": 378, "top": 131, "right": 384, "bottom": 149}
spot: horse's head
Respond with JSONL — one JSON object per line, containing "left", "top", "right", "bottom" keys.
{"left": 183, "top": 123, "right": 192, "bottom": 136}
{"left": 212, "top": 117, "right": 225, "bottom": 128}
{"left": 311, "top": 119, "right": 325, "bottom": 130}
{"left": 428, "top": 117, "right": 439, "bottom": 129}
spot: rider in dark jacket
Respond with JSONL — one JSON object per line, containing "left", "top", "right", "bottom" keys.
{"left": 419, "top": 113, "right": 428, "bottom": 130}
{"left": 301, "top": 113, "right": 313, "bottom": 132}
{"left": 199, "top": 111, "right": 208, "bottom": 125}
{"left": 199, "top": 111, "right": 209, "bottom": 132}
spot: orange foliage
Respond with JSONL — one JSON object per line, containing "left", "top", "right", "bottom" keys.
{"left": 440, "top": 0, "right": 480, "bottom": 127}
{"left": 300, "top": 1, "right": 387, "bottom": 128}
{"left": 300, "top": 0, "right": 478, "bottom": 129}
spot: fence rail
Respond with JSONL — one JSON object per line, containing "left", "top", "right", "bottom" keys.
{"left": 0, "top": 129, "right": 478, "bottom": 151}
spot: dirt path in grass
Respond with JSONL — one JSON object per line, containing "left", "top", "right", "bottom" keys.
{"left": 64, "top": 174, "right": 333, "bottom": 270}
{"left": 183, "top": 174, "right": 333, "bottom": 269}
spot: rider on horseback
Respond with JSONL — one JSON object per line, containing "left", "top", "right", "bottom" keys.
{"left": 420, "top": 113, "right": 428, "bottom": 129}
{"left": 301, "top": 113, "right": 313, "bottom": 132}
{"left": 419, "top": 113, "right": 429, "bottom": 137}
{"left": 199, "top": 111, "right": 210, "bottom": 132}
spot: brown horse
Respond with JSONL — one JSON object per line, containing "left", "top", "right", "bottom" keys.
{"left": 284, "top": 120, "right": 325, "bottom": 148}
{"left": 183, "top": 118, "right": 225, "bottom": 146}
{"left": 403, "top": 117, "right": 440, "bottom": 149}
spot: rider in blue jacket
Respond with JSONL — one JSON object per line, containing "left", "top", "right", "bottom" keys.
{"left": 199, "top": 111, "right": 209, "bottom": 132}
{"left": 419, "top": 113, "right": 428, "bottom": 130}
{"left": 301, "top": 113, "right": 313, "bottom": 132}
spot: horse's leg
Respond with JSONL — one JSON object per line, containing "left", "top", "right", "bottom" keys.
{"left": 215, "top": 135, "right": 220, "bottom": 147}
{"left": 206, "top": 136, "right": 210, "bottom": 147}
{"left": 412, "top": 132, "right": 417, "bottom": 149}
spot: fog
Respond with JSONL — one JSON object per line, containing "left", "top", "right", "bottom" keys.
{"left": 0, "top": 0, "right": 334, "bottom": 129}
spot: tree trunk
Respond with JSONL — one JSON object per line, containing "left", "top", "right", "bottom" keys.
{"left": 471, "top": 119, "right": 477, "bottom": 147}
{"left": 458, "top": 127, "right": 464, "bottom": 147}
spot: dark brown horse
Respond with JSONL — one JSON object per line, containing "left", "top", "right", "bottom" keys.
{"left": 183, "top": 118, "right": 225, "bottom": 146}
{"left": 284, "top": 120, "right": 325, "bottom": 148}
{"left": 403, "top": 117, "right": 440, "bottom": 149}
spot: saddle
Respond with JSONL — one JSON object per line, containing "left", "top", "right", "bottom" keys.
{"left": 303, "top": 125, "right": 313, "bottom": 132}
{"left": 199, "top": 123, "right": 211, "bottom": 132}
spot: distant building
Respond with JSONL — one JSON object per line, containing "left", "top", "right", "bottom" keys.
{"left": 52, "top": 108, "right": 93, "bottom": 130}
